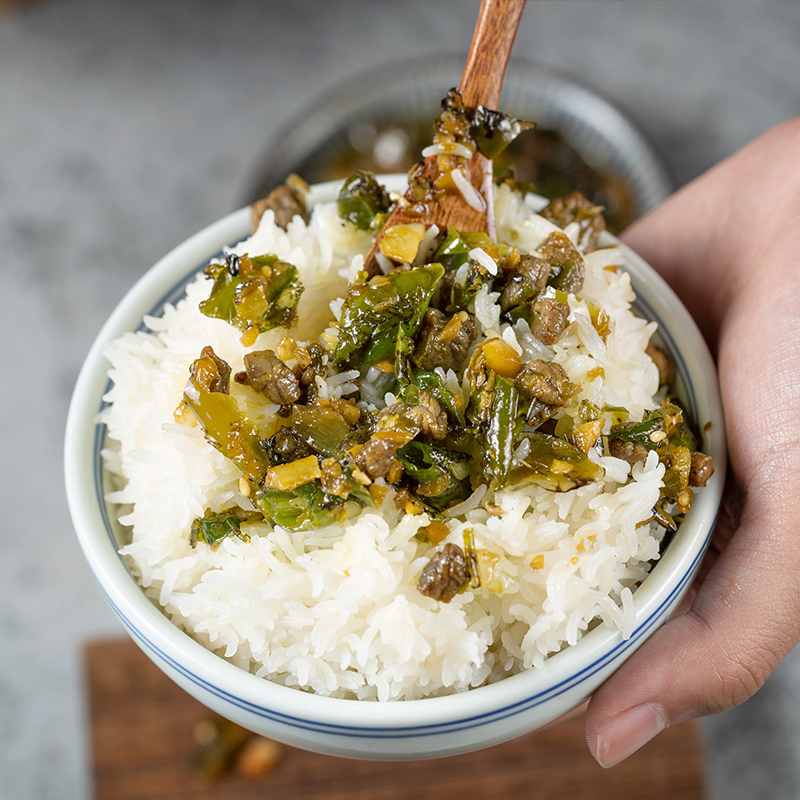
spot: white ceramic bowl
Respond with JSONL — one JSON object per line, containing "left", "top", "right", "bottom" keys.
{"left": 65, "top": 177, "right": 725, "bottom": 760}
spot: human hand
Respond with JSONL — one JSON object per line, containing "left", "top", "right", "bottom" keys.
{"left": 585, "top": 118, "right": 800, "bottom": 767}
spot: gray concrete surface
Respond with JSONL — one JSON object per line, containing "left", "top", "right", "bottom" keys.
{"left": 1, "top": 1, "right": 799, "bottom": 797}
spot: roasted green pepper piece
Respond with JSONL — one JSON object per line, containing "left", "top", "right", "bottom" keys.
{"left": 337, "top": 170, "right": 394, "bottom": 231}
{"left": 664, "top": 398, "right": 702, "bottom": 452}
{"left": 483, "top": 375, "right": 520, "bottom": 485}
{"left": 438, "top": 88, "right": 535, "bottom": 160}
{"left": 610, "top": 404, "right": 684, "bottom": 455}
{"left": 512, "top": 432, "right": 605, "bottom": 491}
{"left": 434, "top": 230, "right": 512, "bottom": 313}
{"left": 183, "top": 350, "right": 271, "bottom": 484}
{"left": 332, "top": 263, "right": 444, "bottom": 368}
{"left": 434, "top": 228, "right": 508, "bottom": 272}
{"left": 290, "top": 404, "right": 353, "bottom": 458}
{"left": 256, "top": 482, "right": 350, "bottom": 531}
{"left": 190, "top": 509, "right": 252, "bottom": 548}
{"left": 199, "top": 253, "right": 304, "bottom": 335}
{"left": 469, "top": 105, "right": 536, "bottom": 159}
{"left": 396, "top": 440, "right": 471, "bottom": 510}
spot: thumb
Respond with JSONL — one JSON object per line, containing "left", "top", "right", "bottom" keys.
{"left": 584, "top": 473, "right": 800, "bottom": 767}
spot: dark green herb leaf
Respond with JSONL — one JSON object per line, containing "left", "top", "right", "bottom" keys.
{"left": 469, "top": 106, "right": 536, "bottom": 159}
{"left": 337, "top": 170, "right": 394, "bottom": 231}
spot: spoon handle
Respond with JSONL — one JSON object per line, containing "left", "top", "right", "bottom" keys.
{"left": 362, "top": 0, "right": 526, "bottom": 274}
{"left": 459, "top": 0, "right": 527, "bottom": 108}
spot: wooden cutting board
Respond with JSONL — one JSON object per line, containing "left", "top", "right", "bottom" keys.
{"left": 85, "top": 639, "right": 706, "bottom": 799}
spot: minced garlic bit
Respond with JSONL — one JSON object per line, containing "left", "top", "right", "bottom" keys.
{"left": 240, "top": 327, "right": 259, "bottom": 347}
{"left": 173, "top": 400, "right": 198, "bottom": 427}
{"left": 263, "top": 456, "right": 321, "bottom": 491}
{"left": 368, "top": 483, "right": 389, "bottom": 505}
{"left": 276, "top": 336, "right": 297, "bottom": 362}
{"left": 351, "top": 467, "right": 372, "bottom": 486}
{"left": 422, "top": 521, "right": 451, "bottom": 545}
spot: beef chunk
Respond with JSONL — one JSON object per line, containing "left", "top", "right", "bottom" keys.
{"left": 532, "top": 297, "right": 570, "bottom": 345}
{"left": 381, "top": 392, "right": 448, "bottom": 441}
{"left": 689, "top": 451, "right": 715, "bottom": 487}
{"left": 251, "top": 175, "right": 310, "bottom": 231}
{"left": 356, "top": 434, "right": 403, "bottom": 481}
{"left": 646, "top": 343, "right": 676, "bottom": 387}
{"left": 412, "top": 309, "right": 477, "bottom": 372}
{"left": 358, "top": 392, "right": 447, "bottom": 482}
{"left": 265, "top": 427, "right": 314, "bottom": 466}
{"left": 608, "top": 437, "right": 649, "bottom": 465}
{"left": 242, "top": 350, "right": 301, "bottom": 406}
{"left": 417, "top": 543, "right": 469, "bottom": 603}
{"left": 413, "top": 391, "right": 449, "bottom": 440}
{"left": 198, "top": 346, "right": 231, "bottom": 394}
{"left": 514, "top": 359, "right": 576, "bottom": 406}
{"left": 537, "top": 231, "right": 585, "bottom": 294}
{"left": 319, "top": 457, "right": 349, "bottom": 497}
{"left": 540, "top": 192, "right": 605, "bottom": 253}
{"left": 499, "top": 254, "right": 550, "bottom": 311}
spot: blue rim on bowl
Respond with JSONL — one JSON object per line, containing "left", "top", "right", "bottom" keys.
{"left": 65, "top": 177, "right": 724, "bottom": 759}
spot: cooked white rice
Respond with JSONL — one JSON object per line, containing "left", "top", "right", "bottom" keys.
{"left": 101, "top": 184, "right": 665, "bottom": 701}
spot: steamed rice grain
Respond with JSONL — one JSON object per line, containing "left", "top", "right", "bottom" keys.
{"left": 101, "top": 186, "right": 668, "bottom": 701}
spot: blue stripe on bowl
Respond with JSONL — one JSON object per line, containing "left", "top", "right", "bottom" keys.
{"left": 95, "top": 525, "right": 710, "bottom": 739}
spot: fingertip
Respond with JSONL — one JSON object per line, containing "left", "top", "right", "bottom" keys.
{"left": 589, "top": 702, "right": 669, "bottom": 768}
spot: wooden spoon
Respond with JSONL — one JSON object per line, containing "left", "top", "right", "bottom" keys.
{"left": 364, "top": 0, "right": 526, "bottom": 276}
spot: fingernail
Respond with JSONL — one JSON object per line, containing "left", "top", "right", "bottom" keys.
{"left": 594, "top": 703, "right": 668, "bottom": 768}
